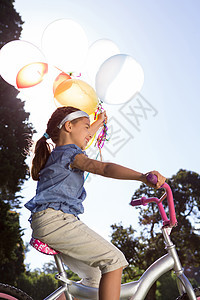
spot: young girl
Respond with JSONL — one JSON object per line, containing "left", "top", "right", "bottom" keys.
{"left": 25, "top": 106, "right": 166, "bottom": 300}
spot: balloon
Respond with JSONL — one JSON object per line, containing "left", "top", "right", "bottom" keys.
{"left": 53, "top": 72, "right": 71, "bottom": 93}
{"left": 85, "top": 39, "right": 120, "bottom": 85}
{"left": 95, "top": 54, "right": 144, "bottom": 105}
{"left": 0, "top": 40, "right": 46, "bottom": 87}
{"left": 16, "top": 62, "right": 48, "bottom": 88}
{"left": 85, "top": 133, "right": 96, "bottom": 150}
{"left": 89, "top": 112, "right": 96, "bottom": 125}
{"left": 54, "top": 79, "right": 99, "bottom": 115}
{"left": 54, "top": 97, "right": 63, "bottom": 108}
{"left": 41, "top": 19, "right": 88, "bottom": 73}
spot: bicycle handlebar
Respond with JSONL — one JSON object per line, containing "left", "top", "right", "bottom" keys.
{"left": 130, "top": 174, "right": 177, "bottom": 227}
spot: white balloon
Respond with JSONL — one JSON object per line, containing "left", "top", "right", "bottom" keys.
{"left": 95, "top": 54, "right": 144, "bottom": 105}
{"left": 41, "top": 19, "right": 88, "bottom": 73}
{"left": 85, "top": 39, "right": 120, "bottom": 85}
{"left": 0, "top": 40, "right": 46, "bottom": 87}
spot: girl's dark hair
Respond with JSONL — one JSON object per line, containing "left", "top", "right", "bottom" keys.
{"left": 31, "top": 106, "right": 80, "bottom": 181}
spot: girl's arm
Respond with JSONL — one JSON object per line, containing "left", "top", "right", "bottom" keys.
{"left": 71, "top": 154, "right": 166, "bottom": 188}
{"left": 89, "top": 111, "right": 107, "bottom": 137}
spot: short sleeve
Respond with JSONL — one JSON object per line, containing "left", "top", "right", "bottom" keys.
{"left": 58, "top": 144, "right": 87, "bottom": 170}
{"left": 70, "top": 145, "right": 87, "bottom": 165}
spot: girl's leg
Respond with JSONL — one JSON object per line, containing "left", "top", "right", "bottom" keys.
{"left": 99, "top": 267, "right": 123, "bottom": 300}
{"left": 57, "top": 293, "right": 66, "bottom": 300}
{"left": 57, "top": 268, "right": 123, "bottom": 300}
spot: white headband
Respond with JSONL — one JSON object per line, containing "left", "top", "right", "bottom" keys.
{"left": 57, "top": 111, "right": 89, "bottom": 129}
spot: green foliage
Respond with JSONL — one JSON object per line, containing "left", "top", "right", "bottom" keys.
{"left": 42, "top": 260, "right": 80, "bottom": 281}
{"left": 111, "top": 223, "right": 145, "bottom": 282}
{"left": 0, "top": 80, "right": 34, "bottom": 206}
{"left": 42, "top": 261, "right": 58, "bottom": 274}
{"left": 17, "top": 271, "right": 60, "bottom": 300}
{"left": 66, "top": 269, "right": 81, "bottom": 282}
{"left": 156, "top": 272, "right": 179, "bottom": 300}
{"left": 156, "top": 271, "right": 199, "bottom": 300}
{"left": 0, "top": 201, "right": 25, "bottom": 285}
{"left": 0, "top": 0, "right": 33, "bottom": 205}
{"left": 16, "top": 263, "right": 80, "bottom": 300}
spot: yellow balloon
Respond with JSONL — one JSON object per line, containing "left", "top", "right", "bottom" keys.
{"left": 54, "top": 79, "right": 99, "bottom": 115}
{"left": 85, "top": 133, "right": 96, "bottom": 150}
{"left": 89, "top": 112, "right": 96, "bottom": 125}
{"left": 84, "top": 112, "right": 97, "bottom": 149}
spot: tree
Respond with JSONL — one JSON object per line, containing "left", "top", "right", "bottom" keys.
{"left": 0, "top": 0, "right": 34, "bottom": 285}
{"left": 16, "top": 262, "right": 80, "bottom": 300}
{"left": 0, "top": 201, "right": 25, "bottom": 285}
{"left": 0, "top": 0, "right": 32, "bottom": 205}
{"left": 42, "top": 260, "right": 81, "bottom": 281}
{"left": 17, "top": 270, "right": 60, "bottom": 300}
{"left": 110, "top": 223, "right": 144, "bottom": 283}
{"left": 111, "top": 169, "right": 200, "bottom": 299}
{"left": 0, "top": 81, "right": 34, "bottom": 207}
{"left": 0, "top": 0, "right": 24, "bottom": 47}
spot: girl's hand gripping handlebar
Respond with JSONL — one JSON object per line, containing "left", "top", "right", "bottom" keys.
{"left": 130, "top": 173, "right": 177, "bottom": 227}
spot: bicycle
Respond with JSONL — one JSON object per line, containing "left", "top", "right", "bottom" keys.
{"left": 0, "top": 176, "right": 199, "bottom": 299}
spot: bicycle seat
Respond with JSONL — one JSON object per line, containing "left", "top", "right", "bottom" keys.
{"left": 30, "top": 237, "right": 59, "bottom": 255}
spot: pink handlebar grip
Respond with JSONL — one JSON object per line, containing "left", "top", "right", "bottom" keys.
{"left": 130, "top": 198, "right": 143, "bottom": 207}
{"left": 146, "top": 173, "right": 157, "bottom": 185}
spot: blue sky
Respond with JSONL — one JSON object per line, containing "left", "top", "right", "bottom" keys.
{"left": 13, "top": 0, "right": 200, "bottom": 269}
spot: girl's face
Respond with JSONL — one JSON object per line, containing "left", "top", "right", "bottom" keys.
{"left": 70, "top": 117, "right": 91, "bottom": 150}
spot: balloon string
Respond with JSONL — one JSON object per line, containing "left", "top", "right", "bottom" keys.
{"left": 94, "top": 102, "right": 109, "bottom": 157}
{"left": 84, "top": 152, "right": 100, "bottom": 182}
{"left": 68, "top": 72, "right": 81, "bottom": 78}
{"left": 84, "top": 102, "right": 109, "bottom": 182}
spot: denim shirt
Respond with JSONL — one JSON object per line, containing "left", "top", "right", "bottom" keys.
{"left": 25, "top": 144, "right": 86, "bottom": 219}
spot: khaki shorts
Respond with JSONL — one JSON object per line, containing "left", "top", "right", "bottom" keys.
{"left": 31, "top": 208, "right": 128, "bottom": 287}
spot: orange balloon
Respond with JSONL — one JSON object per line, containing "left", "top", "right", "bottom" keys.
{"left": 54, "top": 79, "right": 99, "bottom": 115}
{"left": 16, "top": 62, "right": 48, "bottom": 88}
{"left": 53, "top": 72, "right": 71, "bottom": 93}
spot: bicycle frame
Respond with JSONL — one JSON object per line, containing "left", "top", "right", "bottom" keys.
{"left": 43, "top": 226, "right": 196, "bottom": 300}
{"left": 40, "top": 182, "right": 197, "bottom": 300}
